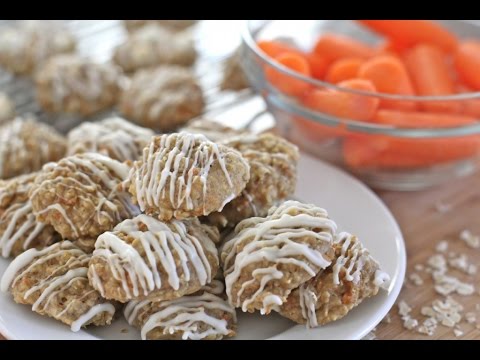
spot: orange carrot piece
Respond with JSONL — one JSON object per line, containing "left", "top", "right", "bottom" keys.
{"left": 376, "top": 40, "right": 408, "bottom": 56}
{"left": 457, "top": 84, "right": 480, "bottom": 117}
{"left": 265, "top": 52, "right": 311, "bottom": 97}
{"left": 359, "top": 55, "right": 417, "bottom": 111}
{"left": 313, "top": 33, "right": 376, "bottom": 61}
{"left": 404, "top": 44, "right": 461, "bottom": 113}
{"left": 305, "top": 53, "right": 329, "bottom": 79}
{"left": 257, "top": 40, "right": 302, "bottom": 58}
{"left": 343, "top": 134, "right": 480, "bottom": 169}
{"left": 357, "top": 20, "right": 458, "bottom": 53}
{"left": 302, "top": 78, "right": 379, "bottom": 121}
{"left": 374, "top": 109, "right": 476, "bottom": 128}
{"left": 325, "top": 58, "right": 364, "bottom": 84}
{"left": 454, "top": 41, "right": 480, "bottom": 90}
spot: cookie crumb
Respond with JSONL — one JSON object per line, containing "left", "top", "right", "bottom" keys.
{"left": 121, "top": 328, "right": 129, "bottom": 334}
{"left": 465, "top": 312, "right": 476, "bottom": 324}
{"left": 436, "top": 240, "right": 449, "bottom": 253}
{"left": 409, "top": 273, "right": 424, "bottom": 286}
{"left": 460, "top": 230, "right": 480, "bottom": 249}
{"left": 453, "top": 328, "right": 463, "bottom": 337}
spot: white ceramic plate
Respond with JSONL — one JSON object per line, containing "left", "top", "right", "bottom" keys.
{"left": 0, "top": 153, "right": 406, "bottom": 340}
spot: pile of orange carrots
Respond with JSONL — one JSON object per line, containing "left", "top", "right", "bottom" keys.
{"left": 258, "top": 20, "right": 480, "bottom": 169}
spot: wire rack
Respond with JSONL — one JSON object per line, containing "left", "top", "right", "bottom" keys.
{"left": 0, "top": 20, "right": 271, "bottom": 134}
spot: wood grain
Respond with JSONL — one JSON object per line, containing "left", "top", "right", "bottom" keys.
{"left": 2, "top": 170, "right": 480, "bottom": 340}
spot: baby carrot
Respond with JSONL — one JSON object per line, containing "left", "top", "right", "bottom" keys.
{"left": 265, "top": 52, "right": 311, "bottom": 97}
{"left": 373, "top": 109, "right": 476, "bottom": 128}
{"left": 325, "top": 58, "right": 364, "bottom": 84}
{"left": 358, "top": 55, "right": 417, "bottom": 111}
{"left": 404, "top": 44, "right": 461, "bottom": 113}
{"left": 457, "top": 84, "right": 480, "bottom": 118}
{"left": 454, "top": 41, "right": 480, "bottom": 90}
{"left": 302, "top": 78, "right": 379, "bottom": 122}
{"left": 343, "top": 134, "right": 480, "bottom": 169}
{"left": 376, "top": 40, "right": 408, "bottom": 56}
{"left": 257, "top": 40, "right": 302, "bottom": 58}
{"left": 357, "top": 20, "right": 458, "bottom": 53}
{"left": 313, "top": 33, "right": 376, "bottom": 61}
{"left": 305, "top": 53, "right": 329, "bottom": 79}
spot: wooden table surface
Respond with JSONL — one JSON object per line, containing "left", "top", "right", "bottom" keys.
{"left": 2, "top": 169, "right": 480, "bottom": 340}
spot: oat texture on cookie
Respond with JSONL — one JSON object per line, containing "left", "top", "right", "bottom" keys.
{"left": 127, "top": 133, "right": 250, "bottom": 221}
{"left": 0, "top": 117, "right": 67, "bottom": 180}
{"left": 124, "top": 20, "right": 197, "bottom": 33}
{"left": 0, "top": 241, "right": 118, "bottom": 331}
{"left": 221, "top": 200, "right": 336, "bottom": 314}
{"left": 35, "top": 54, "right": 122, "bottom": 116}
{"left": 208, "top": 133, "right": 299, "bottom": 229}
{"left": 279, "top": 232, "right": 390, "bottom": 328}
{"left": 180, "top": 119, "right": 247, "bottom": 143}
{"left": 67, "top": 117, "right": 154, "bottom": 162}
{"left": 0, "top": 20, "right": 76, "bottom": 75}
{"left": 124, "top": 280, "right": 236, "bottom": 340}
{"left": 0, "top": 173, "right": 60, "bottom": 258}
{"left": 0, "top": 92, "right": 15, "bottom": 124}
{"left": 88, "top": 215, "right": 219, "bottom": 303}
{"left": 119, "top": 66, "right": 204, "bottom": 131}
{"left": 113, "top": 25, "right": 196, "bottom": 73}
{"left": 29, "top": 153, "right": 138, "bottom": 243}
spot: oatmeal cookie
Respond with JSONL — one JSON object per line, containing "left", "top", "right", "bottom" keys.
{"left": 124, "top": 280, "right": 236, "bottom": 340}
{"left": 221, "top": 200, "right": 336, "bottom": 314}
{"left": 113, "top": 25, "right": 196, "bottom": 73}
{"left": 208, "top": 133, "right": 299, "bottom": 229}
{"left": 180, "top": 119, "right": 247, "bottom": 142}
{"left": 279, "top": 232, "right": 391, "bottom": 327}
{"left": 124, "top": 20, "right": 197, "bottom": 33}
{"left": 0, "top": 241, "right": 118, "bottom": 331}
{"left": 220, "top": 50, "right": 250, "bottom": 91}
{"left": 88, "top": 215, "right": 219, "bottom": 303}
{"left": 127, "top": 133, "right": 250, "bottom": 221}
{"left": 0, "top": 20, "right": 76, "bottom": 75}
{"left": 29, "top": 153, "right": 138, "bottom": 241}
{"left": 0, "top": 92, "right": 15, "bottom": 124}
{"left": 35, "top": 54, "right": 122, "bottom": 116}
{"left": 0, "top": 173, "right": 60, "bottom": 258}
{"left": 119, "top": 66, "right": 204, "bottom": 131}
{"left": 0, "top": 117, "right": 67, "bottom": 180}
{"left": 67, "top": 117, "right": 154, "bottom": 162}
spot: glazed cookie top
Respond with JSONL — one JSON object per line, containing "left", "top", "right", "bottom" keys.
{"left": 89, "top": 215, "right": 219, "bottom": 301}
{"left": 0, "top": 20, "right": 76, "bottom": 75}
{"left": 67, "top": 117, "right": 155, "bottom": 162}
{"left": 127, "top": 133, "right": 250, "bottom": 220}
{"left": 221, "top": 200, "right": 337, "bottom": 313}
{"left": 35, "top": 54, "right": 121, "bottom": 106}
{"left": 0, "top": 241, "right": 116, "bottom": 332}
{"left": 124, "top": 280, "right": 236, "bottom": 340}
{"left": 29, "top": 152, "right": 138, "bottom": 239}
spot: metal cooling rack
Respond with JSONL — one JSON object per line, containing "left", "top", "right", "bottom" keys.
{"left": 0, "top": 20, "right": 272, "bottom": 134}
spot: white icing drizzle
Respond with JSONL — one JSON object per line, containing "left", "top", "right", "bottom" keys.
{"left": 70, "top": 303, "right": 116, "bottom": 332}
{"left": 132, "top": 133, "right": 244, "bottom": 215}
{"left": 67, "top": 117, "right": 154, "bottom": 162}
{"left": 124, "top": 280, "right": 236, "bottom": 340}
{"left": 223, "top": 200, "right": 336, "bottom": 311}
{"left": 91, "top": 214, "right": 216, "bottom": 299}
{"left": 0, "top": 201, "right": 49, "bottom": 258}
{"left": 30, "top": 153, "right": 138, "bottom": 238}
{"left": 298, "top": 284, "right": 318, "bottom": 328}
{"left": 332, "top": 232, "right": 373, "bottom": 286}
{"left": 1, "top": 241, "right": 116, "bottom": 332}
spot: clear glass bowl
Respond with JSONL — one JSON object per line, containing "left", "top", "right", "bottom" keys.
{"left": 240, "top": 20, "right": 480, "bottom": 190}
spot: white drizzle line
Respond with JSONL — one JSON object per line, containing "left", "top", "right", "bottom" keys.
{"left": 131, "top": 133, "right": 246, "bottom": 215}
{"left": 1, "top": 241, "right": 116, "bottom": 332}
{"left": 70, "top": 303, "right": 116, "bottom": 332}
{"left": 223, "top": 200, "right": 336, "bottom": 312}
{"left": 124, "top": 280, "right": 236, "bottom": 340}
{"left": 0, "top": 201, "right": 48, "bottom": 258}
{"left": 91, "top": 214, "right": 217, "bottom": 298}
{"left": 31, "top": 153, "right": 139, "bottom": 238}
{"left": 299, "top": 284, "right": 318, "bottom": 328}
